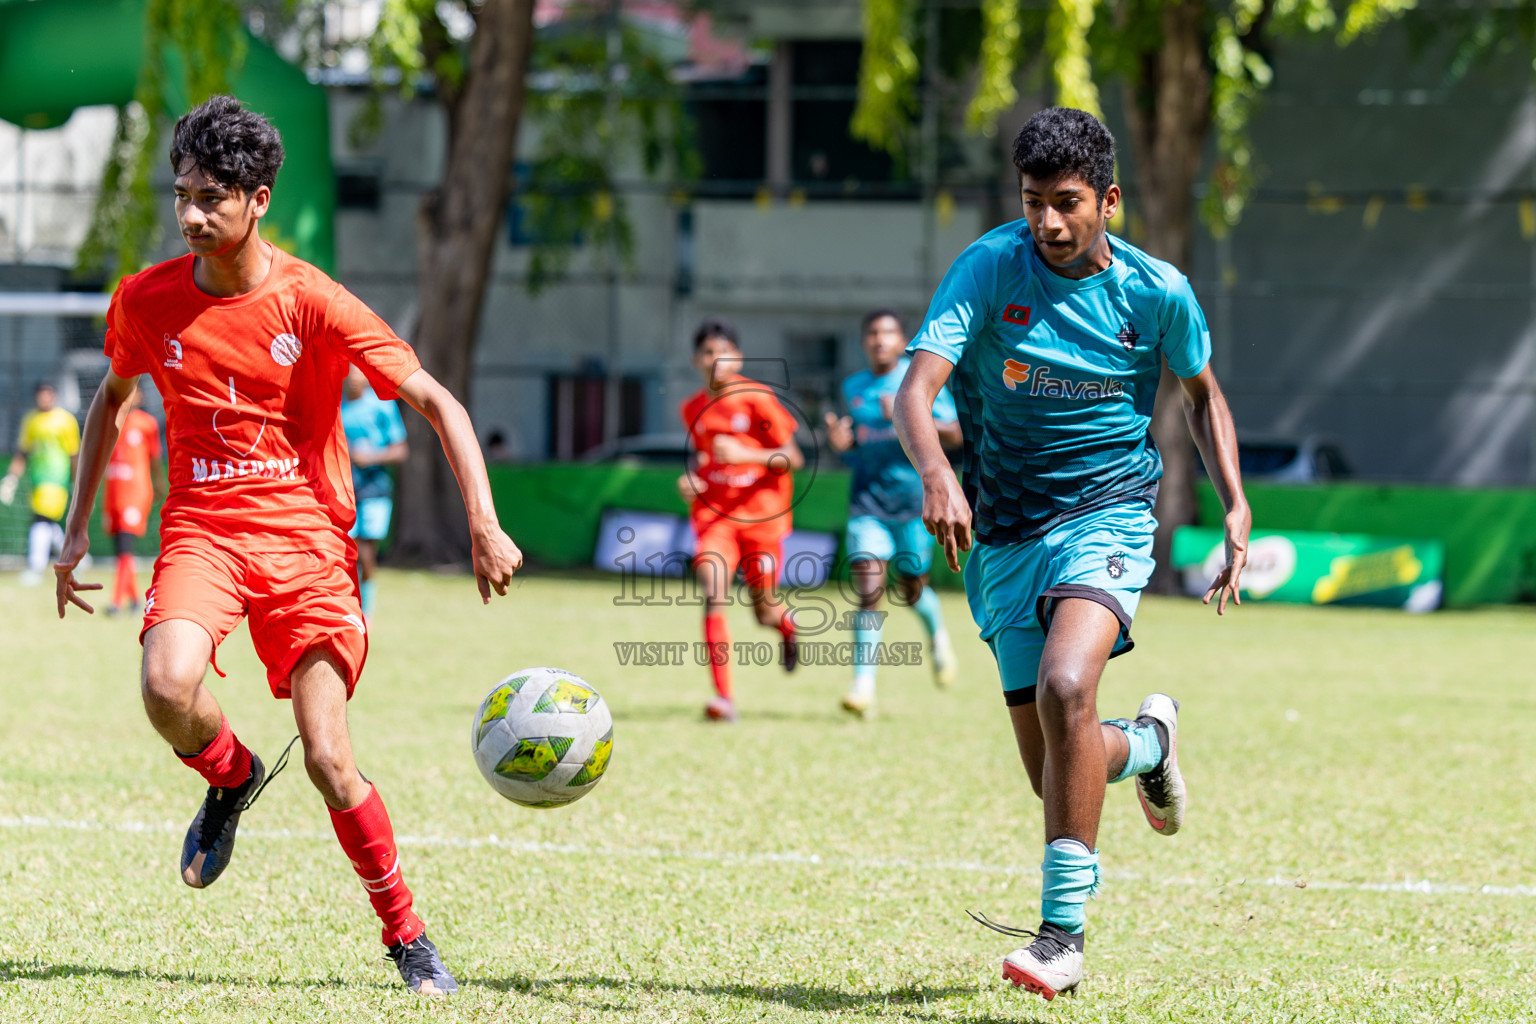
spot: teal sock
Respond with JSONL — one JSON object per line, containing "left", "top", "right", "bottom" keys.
{"left": 1106, "top": 717, "right": 1163, "bottom": 783}
{"left": 910, "top": 586, "right": 944, "bottom": 638}
{"left": 360, "top": 579, "right": 377, "bottom": 618}
{"left": 853, "top": 622, "right": 882, "bottom": 685}
{"left": 1041, "top": 838, "right": 1099, "bottom": 934}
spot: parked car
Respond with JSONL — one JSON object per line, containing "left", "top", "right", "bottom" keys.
{"left": 1228, "top": 436, "right": 1353, "bottom": 482}
{"left": 581, "top": 432, "right": 691, "bottom": 466}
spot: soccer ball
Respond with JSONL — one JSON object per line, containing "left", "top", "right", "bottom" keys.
{"left": 470, "top": 667, "right": 614, "bottom": 808}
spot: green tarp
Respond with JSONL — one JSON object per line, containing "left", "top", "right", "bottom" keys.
{"left": 0, "top": 0, "right": 335, "bottom": 273}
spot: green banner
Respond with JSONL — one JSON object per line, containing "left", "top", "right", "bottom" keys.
{"left": 1172, "top": 526, "right": 1445, "bottom": 610}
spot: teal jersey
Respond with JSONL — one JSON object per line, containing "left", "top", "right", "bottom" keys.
{"left": 341, "top": 392, "right": 406, "bottom": 501}
{"left": 841, "top": 357, "right": 957, "bottom": 520}
{"left": 909, "top": 221, "right": 1210, "bottom": 545}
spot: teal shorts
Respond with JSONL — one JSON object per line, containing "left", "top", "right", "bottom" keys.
{"left": 964, "top": 501, "right": 1156, "bottom": 706}
{"left": 845, "top": 514, "right": 935, "bottom": 576}
{"left": 350, "top": 496, "right": 394, "bottom": 542}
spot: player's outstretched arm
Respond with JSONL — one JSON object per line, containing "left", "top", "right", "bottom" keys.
{"left": 895, "top": 351, "right": 971, "bottom": 573}
{"left": 55, "top": 370, "right": 138, "bottom": 617}
{"left": 1179, "top": 365, "right": 1251, "bottom": 614}
{"left": 394, "top": 368, "right": 524, "bottom": 604}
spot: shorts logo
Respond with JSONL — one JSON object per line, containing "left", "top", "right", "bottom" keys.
{"left": 344, "top": 614, "right": 367, "bottom": 636}
{"left": 1107, "top": 551, "right": 1126, "bottom": 579}
{"left": 270, "top": 334, "right": 303, "bottom": 367}
{"left": 163, "top": 335, "right": 183, "bottom": 368}
{"left": 1001, "top": 359, "right": 1031, "bottom": 390}
{"left": 1116, "top": 321, "right": 1140, "bottom": 351}
{"left": 1002, "top": 304, "right": 1031, "bottom": 326}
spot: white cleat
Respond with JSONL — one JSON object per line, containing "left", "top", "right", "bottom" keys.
{"left": 840, "top": 689, "right": 875, "bottom": 720}
{"left": 931, "top": 630, "right": 957, "bottom": 689}
{"left": 1001, "top": 923, "right": 1083, "bottom": 1000}
{"left": 1134, "top": 693, "right": 1187, "bottom": 836}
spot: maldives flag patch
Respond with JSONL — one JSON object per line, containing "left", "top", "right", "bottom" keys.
{"left": 1002, "top": 304, "right": 1031, "bottom": 326}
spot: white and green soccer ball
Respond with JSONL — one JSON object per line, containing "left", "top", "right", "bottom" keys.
{"left": 471, "top": 667, "right": 614, "bottom": 808}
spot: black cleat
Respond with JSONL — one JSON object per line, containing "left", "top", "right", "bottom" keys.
{"left": 180, "top": 753, "right": 264, "bottom": 889}
{"left": 781, "top": 632, "right": 798, "bottom": 673}
{"left": 387, "top": 932, "right": 460, "bottom": 995}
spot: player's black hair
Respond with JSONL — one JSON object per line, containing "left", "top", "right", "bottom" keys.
{"left": 1011, "top": 107, "right": 1116, "bottom": 205}
{"left": 860, "top": 308, "right": 904, "bottom": 334}
{"left": 33, "top": 380, "right": 55, "bottom": 394}
{"left": 692, "top": 317, "right": 740, "bottom": 350}
{"left": 169, "top": 95, "right": 285, "bottom": 194}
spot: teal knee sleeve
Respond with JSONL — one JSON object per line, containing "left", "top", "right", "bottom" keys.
{"left": 1107, "top": 718, "right": 1162, "bottom": 783}
{"left": 1041, "top": 838, "right": 1099, "bottom": 934}
{"left": 359, "top": 579, "right": 377, "bottom": 618}
{"left": 910, "top": 586, "right": 944, "bottom": 637}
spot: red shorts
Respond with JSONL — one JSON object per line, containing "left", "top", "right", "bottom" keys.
{"left": 693, "top": 518, "right": 785, "bottom": 593}
{"left": 141, "top": 531, "right": 368, "bottom": 698}
{"left": 104, "top": 503, "right": 151, "bottom": 537}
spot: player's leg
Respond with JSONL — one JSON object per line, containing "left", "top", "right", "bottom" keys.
{"left": 742, "top": 534, "right": 796, "bottom": 671}
{"left": 892, "top": 516, "right": 956, "bottom": 688}
{"left": 288, "top": 648, "right": 457, "bottom": 996}
{"left": 24, "top": 514, "right": 55, "bottom": 583}
{"left": 356, "top": 538, "right": 380, "bottom": 621}
{"left": 142, "top": 617, "right": 267, "bottom": 889}
{"left": 693, "top": 524, "right": 740, "bottom": 720}
{"left": 842, "top": 555, "right": 885, "bottom": 717}
{"left": 112, "top": 530, "right": 138, "bottom": 612}
{"left": 988, "top": 601, "right": 1118, "bottom": 999}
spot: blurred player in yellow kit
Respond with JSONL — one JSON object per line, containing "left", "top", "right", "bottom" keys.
{"left": 2, "top": 381, "right": 80, "bottom": 585}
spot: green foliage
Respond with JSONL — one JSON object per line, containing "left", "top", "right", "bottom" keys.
{"left": 1044, "top": 0, "right": 1102, "bottom": 120}
{"left": 519, "top": 14, "right": 698, "bottom": 292}
{"left": 850, "top": 0, "right": 920, "bottom": 154}
{"left": 75, "top": 0, "right": 247, "bottom": 285}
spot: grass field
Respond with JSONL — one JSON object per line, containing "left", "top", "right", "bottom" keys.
{"left": 3, "top": 567, "right": 1535, "bottom": 1023}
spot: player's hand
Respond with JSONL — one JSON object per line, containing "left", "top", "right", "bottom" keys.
{"left": 471, "top": 524, "right": 523, "bottom": 604}
{"left": 54, "top": 530, "right": 101, "bottom": 618}
{"left": 920, "top": 467, "right": 972, "bottom": 573}
{"left": 677, "top": 471, "right": 705, "bottom": 506}
{"left": 1203, "top": 503, "right": 1251, "bottom": 615}
{"left": 711, "top": 435, "right": 752, "bottom": 464}
{"left": 878, "top": 394, "right": 896, "bottom": 422}
{"left": 823, "top": 412, "right": 854, "bottom": 453}
{"left": 0, "top": 474, "right": 17, "bottom": 505}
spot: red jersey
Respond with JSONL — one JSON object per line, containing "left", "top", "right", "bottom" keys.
{"left": 679, "top": 378, "right": 797, "bottom": 533}
{"left": 104, "top": 407, "right": 161, "bottom": 517}
{"left": 104, "top": 246, "right": 421, "bottom": 550}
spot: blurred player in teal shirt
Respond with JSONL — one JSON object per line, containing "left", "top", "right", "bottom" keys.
{"left": 825, "top": 309, "right": 961, "bottom": 718}
{"left": 342, "top": 365, "right": 408, "bottom": 623}
{"left": 895, "top": 108, "right": 1249, "bottom": 999}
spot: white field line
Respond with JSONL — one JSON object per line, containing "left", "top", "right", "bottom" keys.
{"left": 3, "top": 814, "right": 1534, "bottom": 899}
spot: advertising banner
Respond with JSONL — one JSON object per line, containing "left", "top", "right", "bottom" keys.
{"left": 1172, "top": 527, "right": 1445, "bottom": 611}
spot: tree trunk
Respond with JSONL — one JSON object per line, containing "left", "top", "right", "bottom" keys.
{"left": 1121, "top": 0, "right": 1211, "bottom": 592}
{"left": 393, "top": 0, "right": 537, "bottom": 565}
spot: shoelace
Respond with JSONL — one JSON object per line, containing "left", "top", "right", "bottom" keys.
{"left": 385, "top": 936, "right": 440, "bottom": 978}
{"left": 195, "top": 735, "right": 299, "bottom": 850}
{"left": 966, "top": 911, "right": 1072, "bottom": 963}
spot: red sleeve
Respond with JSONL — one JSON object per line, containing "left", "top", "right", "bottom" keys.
{"left": 103, "top": 286, "right": 151, "bottom": 378}
{"left": 755, "top": 392, "right": 797, "bottom": 446}
{"left": 322, "top": 284, "right": 422, "bottom": 399}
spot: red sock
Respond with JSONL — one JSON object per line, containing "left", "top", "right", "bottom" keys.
{"left": 114, "top": 552, "right": 137, "bottom": 606}
{"left": 329, "top": 785, "right": 425, "bottom": 947}
{"left": 176, "top": 716, "right": 253, "bottom": 789}
{"left": 776, "top": 614, "right": 795, "bottom": 642}
{"left": 704, "top": 613, "right": 732, "bottom": 700}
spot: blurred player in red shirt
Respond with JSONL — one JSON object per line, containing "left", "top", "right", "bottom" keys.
{"left": 678, "top": 318, "right": 803, "bottom": 722}
{"left": 102, "top": 382, "right": 165, "bottom": 615}
{"left": 53, "top": 96, "right": 522, "bottom": 996}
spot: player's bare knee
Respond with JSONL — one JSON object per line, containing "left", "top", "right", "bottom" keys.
{"left": 1037, "top": 668, "right": 1096, "bottom": 721}
{"left": 140, "top": 658, "right": 203, "bottom": 715}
